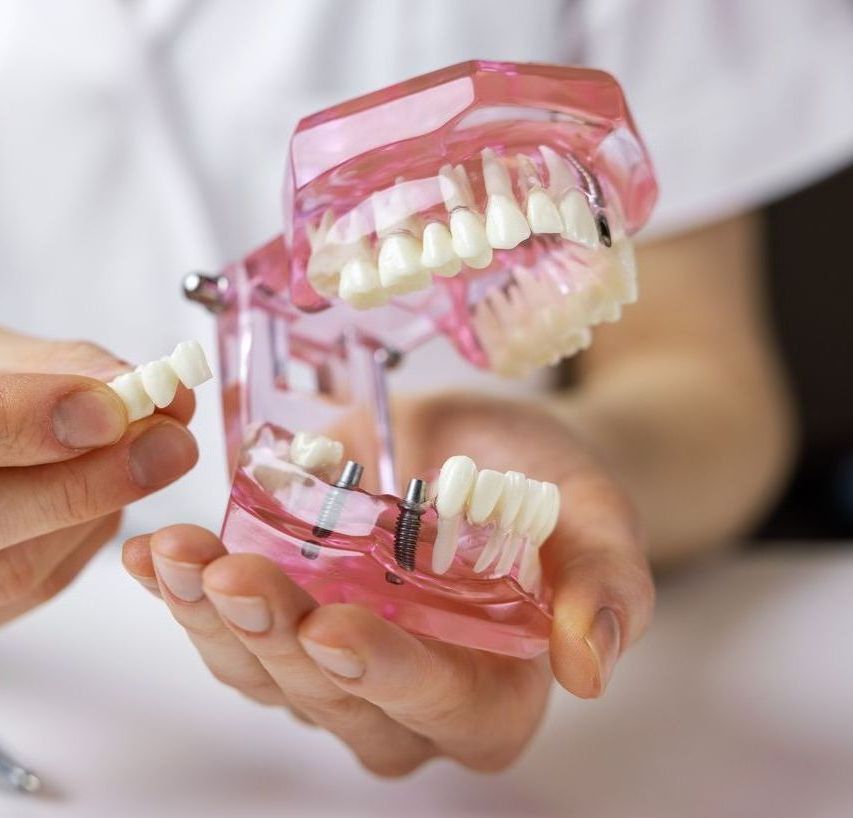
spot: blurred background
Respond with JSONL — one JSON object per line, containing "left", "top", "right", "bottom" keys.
{"left": 1, "top": 1, "right": 852, "bottom": 816}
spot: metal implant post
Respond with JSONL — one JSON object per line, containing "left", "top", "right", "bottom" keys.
{"left": 311, "top": 460, "right": 364, "bottom": 539}
{"left": 182, "top": 271, "right": 232, "bottom": 313}
{"left": 393, "top": 478, "right": 427, "bottom": 572}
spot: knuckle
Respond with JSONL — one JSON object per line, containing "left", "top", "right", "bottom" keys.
{"left": 39, "top": 462, "right": 98, "bottom": 525}
{"left": 297, "top": 692, "right": 364, "bottom": 730}
{"left": 0, "top": 376, "right": 48, "bottom": 458}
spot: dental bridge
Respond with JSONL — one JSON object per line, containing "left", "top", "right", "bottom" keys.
{"left": 184, "top": 61, "right": 657, "bottom": 658}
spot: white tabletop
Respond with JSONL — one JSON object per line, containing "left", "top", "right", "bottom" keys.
{"left": 1, "top": 544, "right": 852, "bottom": 818}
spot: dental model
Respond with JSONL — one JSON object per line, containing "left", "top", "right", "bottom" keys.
{"left": 108, "top": 340, "right": 212, "bottom": 421}
{"left": 183, "top": 61, "right": 657, "bottom": 658}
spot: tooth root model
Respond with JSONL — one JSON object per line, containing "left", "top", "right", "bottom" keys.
{"left": 108, "top": 340, "right": 212, "bottom": 422}
{"left": 184, "top": 61, "right": 657, "bottom": 658}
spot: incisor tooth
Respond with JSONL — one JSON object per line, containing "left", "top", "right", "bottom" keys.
{"left": 559, "top": 189, "right": 599, "bottom": 248}
{"left": 109, "top": 372, "right": 155, "bottom": 422}
{"left": 377, "top": 233, "right": 431, "bottom": 294}
{"left": 138, "top": 359, "right": 178, "bottom": 408}
{"left": 338, "top": 258, "right": 388, "bottom": 309}
{"left": 485, "top": 194, "right": 531, "bottom": 250}
{"left": 467, "top": 469, "right": 505, "bottom": 525}
{"left": 170, "top": 340, "right": 213, "bottom": 388}
{"left": 289, "top": 431, "right": 344, "bottom": 472}
{"left": 526, "top": 188, "right": 563, "bottom": 234}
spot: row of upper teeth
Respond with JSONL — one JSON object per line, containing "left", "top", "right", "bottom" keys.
{"left": 108, "top": 340, "right": 212, "bottom": 422}
{"left": 306, "top": 146, "right": 604, "bottom": 309}
{"left": 431, "top": 455, "right": 560, "bottom": 592}
{"left": 472, "top": 238, "right": 638, "bottom": 377}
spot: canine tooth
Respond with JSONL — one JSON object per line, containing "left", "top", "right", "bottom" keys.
{"left": 481, "top": 147, "right": 514, "bottom": 198}
{"left": 338, "top": 257, "right": 388, "bottom": 309}
{"left": 109, "top": 372, "right": 155, "bottom": 422}
{"left": 539, "top": 145, "right": 576, "bottom": 196}
{"left": 289, "top": 431, "right": 344, "bottom": 472}
{"left": 467, "top": 469, "right": 505, "bottom": 525}
{"left": 377, "top": 233, "right": 431, "bottom": 294}
{"left": 170, "top": 340, "right": 213, "bottom": 388}
{"left": 526, "top": 188, "right": 563, "bottom": 234}
{"left": 435, "top": 455, "right": 477, "bottom": 519}
{"left": 450, "top": 208, "right": 491, "bottom": 264}
{"left": 559, "top": 190, "right": 599, "bottom": 248}
{"left": 486, "top": 194, "right": 531, "bottom": 250}
{"left": 138, "top": 359, "right": 179, "bottom": 408}
{"left": 420, "top": 222, "right": 460, "bottom": 274}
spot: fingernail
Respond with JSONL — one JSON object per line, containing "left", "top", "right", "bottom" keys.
{"left": 129, "top": 423, "right": 198, "bottom": 489}
{"left": 585, "top": 608, "right": 621, "bottom": 695}
{"left": 207, "top": 592, "right": 271, "bottom": 633}
{"left": 298, "top": 637, "right": 365, "bottom": 680}
{"left": 53, "top": 389, "right": 126, "bottom": 449}
{"left": 152, "top": 555, "right": 204, "bottom": 602}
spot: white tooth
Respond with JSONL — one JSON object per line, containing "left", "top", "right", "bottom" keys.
{"left": 435, "top": 455, "right": 477, "bottom": 519}
{"left": 473, "top": 526, "right": 508, "bottom": 573}
{"left": 450, "top": 208, "right": 491, "bottom": 265}
{"left": 420, "top": 222, "right": 461, "bottom": 275}
{"left": 109, "top": 372, "right": 155, "bottom": 422}
{"left": 338, "top": 257, "right": 388, "bottom": 309}
{"left": 138, "top": 359, "right": 179, "bottom": 408}
{"left": 289, "top": 431, "right": 344, "bottom": 472}
{"left": 517, "top": 543, "right": 541, "bottom": 592}
{"left": 531, "top": 482, "right": 560, "bottom": 546}
{"left": 438, "top": 164, "right": 474, "bottom": 211}
{"left": 170, "top": 340, "right": 213, "bottom": 388}
{"left": 306, "top": 209, "right": 335, "bottom": 251}
{"left": 465, "top": 247, "right": 494, "bottom": 270}
{"left": 432, "top": 515, "right": 461, "bottom": 575}
{"left": 514, "top": 479, "right": 548, "bottom": 538}
{"left": 515, "top": 153, "right": 544, "bottom": 192}
{"left": 307, "top": 226, "right": 371, "bottom": 298}
{"left": 485, "top": 194, "right": 531, "bottom": 250}
{"left": 467, "top": 469, "right": 505, "bottom": 525}
{"left": 599, "top": 301, "right": 622, "bottom": 323}
{"left": 495, "top": 532, "right": 525, "bottom": 575}
{"left": 559, "top": 189, "right": 599, "bottom": 248}
{"left": 599, "top": 239, "right": 638, "bottom": 304}
{"left": 526, "top": 188, "right": 563, "bottom": 234}
{"left": 481, "top": 147, "right": 514, "bottom": 198}
{"left": 539, "top": 145, "right": 576, "bottom": 196}
{"left": 377, "top": 233, "right": 431, "bottom": 294}
{"left": 497, "top": 470, "right": 527, "bottom": 529}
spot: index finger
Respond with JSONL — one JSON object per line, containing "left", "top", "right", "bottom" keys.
{"left": 0, "top": 373, "right": 128, "bottom": 466}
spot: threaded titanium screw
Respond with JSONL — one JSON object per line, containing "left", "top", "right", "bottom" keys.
{"left": 393, "top": 478, "right": 427, "bottom": 572}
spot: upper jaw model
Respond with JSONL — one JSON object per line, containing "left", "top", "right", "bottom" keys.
{"left": 185, "top": 61, "right": 657, "bottom": 658}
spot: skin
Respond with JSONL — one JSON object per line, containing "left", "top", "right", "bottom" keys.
{"left": 119, "top": 212, "right": 795, "bottom": 776}
{"left": 0, "top": 328, "right": 198, "bottom": 626}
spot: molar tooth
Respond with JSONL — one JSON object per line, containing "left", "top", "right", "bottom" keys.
{"left": 109, "top": 372, "right": 155, "bottom": 422}
{"left": 450, "top": 208, "right": 492, "bottom": 266}
{"left": 559, "top": 189, "right": 600, "bottom": 248}
{"left": 289, "top": 431, "right": 344, "bottom": 473}
{"left": 485, "top": 194, "right": 531, "bottom": 250}
{"left": 526, "top": 188, "right": 563, "bottom": 234}
{"left": 432, "top": 455, "right": 478, "bottom": 575}
{"left": 377, "top": 233, "right": 431, "bottom": 294}
{"left": 338, "top": 257, "right": 388, "bottom": 309}
{"left": 170, "top": 340, "right": 213, "bottom": 388}
{"left": 138, "top": 359, "right": 179, "bottom": 408}
{"left": 420, "top": 222, "right": 461, "bottom": 276}
{"left": 467, "top": 469, "right": 505, "bottom": 525}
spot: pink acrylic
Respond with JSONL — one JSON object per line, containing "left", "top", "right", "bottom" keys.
{"left": 201, "top": 61, "right": 657, "bottom": 658}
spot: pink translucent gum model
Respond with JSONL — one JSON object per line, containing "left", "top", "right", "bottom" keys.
{"left": 185, "top": 61, "right": 657, "bottom": 658}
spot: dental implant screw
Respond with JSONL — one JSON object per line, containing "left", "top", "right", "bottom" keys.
{"left": 182, "top": 271, "right": 232, "bottom": 314}
{"left": 311, "top": 460, "right": 364, "bottom": 539}
{"left": 596, "top": 214, "right": 612, "bottom": 247}
{"left": 393, "top": 478, "right": 427, "bottom": 572}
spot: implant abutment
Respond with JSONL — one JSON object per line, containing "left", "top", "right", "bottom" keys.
{"left": 183, "top": 271, "right": 232, "bottom": 313}
{"left": 312, "top": 460, "right": 364, "bottom": 539}
{"left": 393, "top": 478, "right": 427, "bottom": 572}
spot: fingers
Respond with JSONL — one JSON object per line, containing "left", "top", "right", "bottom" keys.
{"left": 0, "top": 373, "right": 128, "bottom": 466}
{"left": 296, "top": 604, "right": 551, "bottom": 771}
{"left": 0, "top": 417, "right": 197, "bottom": 547}
{"left": 200, "top": 552, "right": 435, "bottom": 776}
{"left": 0, "top": 511, "right": 120, "bottom": 625}
{"left": 545, "top": 471, "right": 655, "bottom": 698}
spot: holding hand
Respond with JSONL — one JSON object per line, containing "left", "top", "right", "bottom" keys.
{"left": 124, "top": 393, "right": 654, "bottom": 775}
{"left": 0, "top": 327, "right": 198, "bottom": 625}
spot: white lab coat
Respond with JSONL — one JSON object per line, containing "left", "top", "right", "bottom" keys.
{"left": 1, "top": 0, "right": 852, "bottom": 534}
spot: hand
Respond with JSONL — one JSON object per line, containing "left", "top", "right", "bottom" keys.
{"left": 0, "top": 327, "right": 198, "bottom": 625}
{"left": 123, "top": 392, "right": 654, "bottom": 775}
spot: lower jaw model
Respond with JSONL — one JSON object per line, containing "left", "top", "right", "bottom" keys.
{"left": 185, "top": 61, "right": 657, "bottom": 658}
